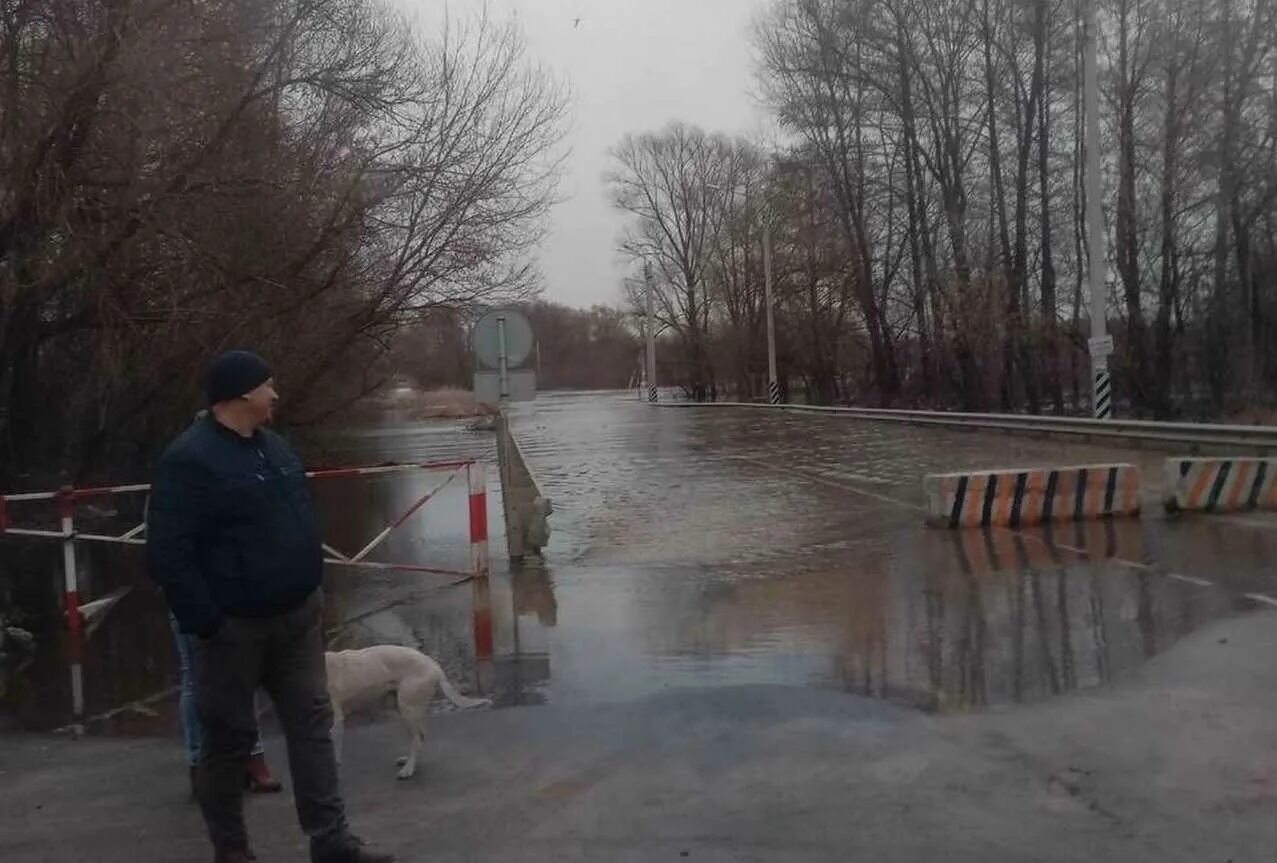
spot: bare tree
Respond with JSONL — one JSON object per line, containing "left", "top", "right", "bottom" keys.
{"left": 754, "top": 0, "right": 901, "bottom": 403}
{"left": 608, "top": 122, "right": 733, "bottom": 400}
{"left": 0, "top": 0, "right": 568, "bottom": 484}
{"left": 742, "top": 0, "right": 1277, "bottom": 417}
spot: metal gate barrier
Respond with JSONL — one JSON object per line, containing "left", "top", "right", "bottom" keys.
{"left": 0, "top": 459, "right": 491, "bottom": 732}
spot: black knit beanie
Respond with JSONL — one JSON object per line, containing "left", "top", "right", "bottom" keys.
{"left": 203, "top": 351, "right": 273, "bottom": 405}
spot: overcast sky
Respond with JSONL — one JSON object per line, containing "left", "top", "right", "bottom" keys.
{"left": 405, "top": 0, "right": 767, "bottom": 308}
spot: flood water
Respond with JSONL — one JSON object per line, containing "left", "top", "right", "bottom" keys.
{"left": 1, "top": 391, "right": 1269, "bottom": 735}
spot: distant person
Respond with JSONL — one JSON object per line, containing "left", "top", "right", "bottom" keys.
{"left": 147, "top": 351, "right": 393, "bottom": 863}
{"left": 169, "top": 612, "right": 282, "bottom": 799}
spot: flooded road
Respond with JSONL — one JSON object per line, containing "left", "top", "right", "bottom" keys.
{"left": 500, "top": 394, "right": 1253, "bottom": 710}
{"left": 3, "top": 391, "right": 1273, "bottom": 733}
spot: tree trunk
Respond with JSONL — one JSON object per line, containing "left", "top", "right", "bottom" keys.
{"left": 1035, "top": 0, "right": 1063, "bottom": 414}
{"left": 983, "top": 0, "right": 1016, "bottom": 410}
{"left": 1116, "top": 0, "right": 1147, "bottom": 415}
{"left": 1209, "top": 4, "right": 1238, "bottom": 411}
{"left": 1010, "top": 0, "right": 1046, "bottom": 415}
{"left": 1154, "top": 61, "right": 1180, "bottom": 418}
{"left": 1070, "top": 21, "right": 1086, "bottom": 413}
{"left": 898, "top": 21, "right": 934, "bottom": 401}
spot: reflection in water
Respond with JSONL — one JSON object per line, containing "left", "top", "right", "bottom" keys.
{"left": 312, "top": 458, "right": 556, "bottom": 711}
{"left": 835, "top": 518, "right": 1236, "bottom": 712}
{"left": 0, "top": 540, "right": 180, "bottom": 735}
{"left": 318, "top": 564, "right": 557, "bottom": 715}
{"left": 492, "top": 564, "right": 556, "bottom": 707}
{"left": 0, "top": 492, "right": 179, "bottom": 733}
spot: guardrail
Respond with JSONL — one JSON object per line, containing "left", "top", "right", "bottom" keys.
{"left": 657, "top": 401, "right": 1277, "bottom": 454}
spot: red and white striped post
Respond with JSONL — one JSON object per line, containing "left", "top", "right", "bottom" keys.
{"left": 466, "top": 463, "right": 494, "bottom": 690}
{"left": 471, "top": 574, "right": 494, "bottom": 663}
{"left": 467, "top": 462, "right": 489, "bottom": 578}
{"left": 58, "top": 488, "right": 86, "bottom": 733}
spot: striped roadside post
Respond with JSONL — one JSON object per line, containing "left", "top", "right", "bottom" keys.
{"left": 467, "top": 577, "right": 490, "bottom": 663}
{"left": 467, "top": 462, "right": 489, "bottom": 577}
{"left": 768, "top": 380, "right": 782, "bottom": 405}
{"left": 59, "top": 488, "right": 85, "bottom": 734}
{"left": 1094, "top": 368, "right": 1113, "bottom": 420}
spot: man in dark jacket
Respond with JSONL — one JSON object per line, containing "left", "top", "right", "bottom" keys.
{"left": 147, "top": 351, "right": 393, "bottom": 863}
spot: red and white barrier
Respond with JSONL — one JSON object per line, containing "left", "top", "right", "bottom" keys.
{"left": 0, "top": 459, "right": 492, "bottom": 569}
{"left": 306, "top": 458, "right": 475, "bottom": 482}
{"left": 471, "top": 574, "right": 494, "bottom": 662}
{"left": 468, "top": 462, "right": 490, "bottom": 577}
{"left": 59, "top": 489, "right": 85, "bottom": 731}
{"left": 0, "top": 458, "right": 495, "bottom": 729}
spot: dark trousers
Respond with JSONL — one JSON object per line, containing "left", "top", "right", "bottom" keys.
{"left": 194, "top": 590, "right": 350, "bottom": 859}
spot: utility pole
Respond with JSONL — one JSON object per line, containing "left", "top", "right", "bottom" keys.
{"left": 762, "top": 222, "right": 781, "bottom": 405}
{"left": 1084, "top": 0, "right": 1113, "bottom": 418}
{"left": 644, "top": 262, "right": 658, "bottom": 403}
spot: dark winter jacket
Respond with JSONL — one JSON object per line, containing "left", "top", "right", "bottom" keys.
{"left": 146, "top": 415, "right": 323, "bottom": 637}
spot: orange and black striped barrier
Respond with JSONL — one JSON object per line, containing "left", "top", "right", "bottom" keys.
{"left": 1164, "top": 457, "right": 1277, "bottom": 514}
{"left": 924, "top": 464, "right": 1141, "bottom": 529}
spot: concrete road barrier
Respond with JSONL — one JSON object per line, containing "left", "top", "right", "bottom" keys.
{"left": 1164, "top": 457, "right": 1277, "bottom": 514}
{"left": 495, "top": 411, "right": 552, "bottom": 559}
{"left": 925, "top": 464, "right": 1140, "bottom": 529}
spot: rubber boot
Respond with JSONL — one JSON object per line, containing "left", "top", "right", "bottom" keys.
{"left": 244, "top": 752, "right": 283, "bottom": 794}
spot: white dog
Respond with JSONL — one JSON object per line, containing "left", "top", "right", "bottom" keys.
{"left": 325, "top": 646, "right": 490, "bottom": 779}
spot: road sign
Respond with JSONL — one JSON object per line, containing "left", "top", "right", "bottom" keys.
{"left": 1088, "top": 335, "right": 1114, "bottom": 358}
{"left": 474, "top": 369, "right": 536, "bottom": 405}
{"left": 472, "top": 309, "right": 534, "bottom": 370}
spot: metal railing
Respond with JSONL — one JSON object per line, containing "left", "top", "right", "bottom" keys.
{"left": 0, "top": 459, "right": 491, "bottom": 732}
{"left": 658, "top": 401, "right": 1277, "bottom": 454}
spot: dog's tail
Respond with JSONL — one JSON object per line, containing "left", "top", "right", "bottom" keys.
{"left": 438, "top": 673, "right": 491, "bottom": 710}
